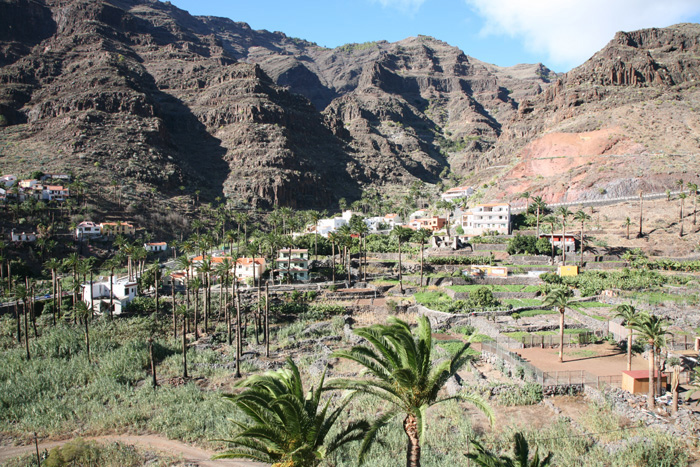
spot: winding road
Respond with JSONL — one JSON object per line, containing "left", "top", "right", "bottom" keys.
{"left": 0, "top": 434, "right": 268, "bottom": 466}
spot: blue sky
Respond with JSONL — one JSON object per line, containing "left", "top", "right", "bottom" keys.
{"left": 168, "top": 0, "right": 700, "bottom": 72}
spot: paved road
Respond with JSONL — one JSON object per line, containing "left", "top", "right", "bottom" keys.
{"left": 0, "top": 434, "right": 268, "bottom": 466}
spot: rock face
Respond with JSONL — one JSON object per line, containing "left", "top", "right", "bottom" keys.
{"left": 1, "top": 0, "right": 699, "bottom": 210}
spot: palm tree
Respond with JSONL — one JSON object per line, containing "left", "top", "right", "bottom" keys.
{"left": 215, "top": 358, "right": 368, "bottom": 466}
{"left": 216, "top": 257, "right": 233, "bottom": 342}
{"left": 73, "top": 301, "right": 92, "bottom": 362}
{"left": 624, "top": 217, "right": 631, "bottom": 240}
{"left": 555, "top": 207, "right": 572, "bottom": 266}
{"left": 519, "top": 191, "right": 531, "bottom": 213}
{"left": 541, "top": 215, "right": 557, "bottom": 260}
{"left": 392, "top": 226, "right": 414, "bottom": 294}
{"left": 44, "top": 258, "right": 61, "bottom": 324}
{"left": 307, "top": 210, "right": 322, "bottom": 260}
{"left": 190, "top": 277, "right": 203, "bottom": 340}
{"left": 63, "top": 253, "right": 81, "bottom": 314}
{"left": 542, "top": 287, "right": 577, "bottom": 363}
{"left": 614, "top": 304, "right": 639, "bottom": 371}
{"left": 328, "top": 316, "right": 493, "bottom": 467}
{"left": 466, "top": 432, "right": 553, "bottom": 467}
{"left": 176, "top": 304, "right": 191, "bottom": 379}
{"left": 413, "top": 229, "right": 432, "bottom": 287}
{"left": 15, "top": 284, "right": 30, "bottom": 360}
{"left": 197, "top": 257, "right": 214, "bottom": 333}
{"left": 327, "top": 232, "right": 338, "bottom": 283}
{"left": 435, "top": 199, "right": 454, "bottom": 240}
{"left": 103, "top": 257, "right": 121, "bottom": 319}
{"left": 632, "top": 314, "right": 670, "bottom": 410}
{"left": 573, "top": 210, "right": 591, "bottom": 267}
{"left": 531, "top": 196, "right": 546, "bottom": 237}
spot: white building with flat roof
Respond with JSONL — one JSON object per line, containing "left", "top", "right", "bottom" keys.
{"left": 462, "top": 203, "right": 511, "bottom": 235}
{"left": 82, "top": 277, "right": 138, "bottom": 315}
{"left": 440, "top": 186, "right": 473, "bottom": 202}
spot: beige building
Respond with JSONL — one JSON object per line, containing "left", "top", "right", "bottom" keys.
{"left": 461, "top": 203, "right": 511, "bottom": 235}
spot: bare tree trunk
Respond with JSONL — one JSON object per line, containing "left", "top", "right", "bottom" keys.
{"left": 171, "top": 281, "right": 177, "bottom": 339}
{"left": 23, "top": 299, "right": 30, "bottom": 360}
{"left": 638, "top": 192, "right": 644, "bottom": 238}
{"left": 398, "top": 238, "right": 403, "bottom": 294}
{"left": 148, "top": 337, "right": 157, "bottom": 388}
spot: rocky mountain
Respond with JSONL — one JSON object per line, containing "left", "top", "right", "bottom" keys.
{"left": 0, "top": 0, "right": 698, "bottom": 212}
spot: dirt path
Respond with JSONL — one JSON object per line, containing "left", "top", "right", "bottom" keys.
{"left": 0, "top": 434, "right": 268, "bottom": 466}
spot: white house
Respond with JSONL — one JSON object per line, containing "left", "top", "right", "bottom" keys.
{"left": 440, "top": 186, "right": 473, "bottom": 202}
{"left": 0, "top": 175, "right": 17, "bottom": 187}
{"left": 18, "top": 179, "right": 39, "bottom": 189}
{"left": 235, "top": 257, "right": 266, "bottom": 282}
{"left": 383, "top": 213, "right": 402, "bottom": 228}
{"left": 82, "top": 277, "right": 138, "bottom": 315}
{"left": 144, "top": 242, "right": 168, "bottom": 252}
{"left": 275, "top": 249, "right": 310, "bottom": 281}
{"left": 461, "top": 203, "right": 511, "bottom": 235}
{"left": 11, "top": 230, "right": 37, "bottom": 242}
{"left": 42, "top": 185, "right": 70, "bottom": 201}
{"left": 315, "top": 210, "right": 357, "bottom": 237}
{"left": 76, "top": 221, "right": 102, "bottom": 239}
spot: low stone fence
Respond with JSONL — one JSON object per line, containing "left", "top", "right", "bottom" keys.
{"left": 444, "top": 289, "right": 538, "bottom": 300}
{"left": 509, "top": 255, "right": 552, "bottom": 265}
{"left": 472, "top": 243, "right": 508, "bottom": 251}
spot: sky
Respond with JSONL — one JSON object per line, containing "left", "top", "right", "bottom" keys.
{"left": 168, "top": 0, "right": 700, "bottom": 72}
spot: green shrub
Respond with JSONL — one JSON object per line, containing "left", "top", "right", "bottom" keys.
{"left": 497, "top": 383, "right": 543, "bottom": 406}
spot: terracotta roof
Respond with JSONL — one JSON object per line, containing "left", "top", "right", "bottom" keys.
{"left": 46, "top": 185, "right": 66, "bottom": 190}
{"left": 146, "top": 242, "right": 167, "bottom": 246}
{"left": 622, "top": 370, "right": 664, "bottom": 379}
{"left": 192, "top": 255, "right": 233, "bottom": 263}
{"left": 236, "top": 257, "right": 265, "bottom": 266}
{"left": 384, "top": 213, "right": 398, "bottom": 218}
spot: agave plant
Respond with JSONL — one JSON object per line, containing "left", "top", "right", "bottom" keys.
{"left": 215, "top": 357, "right": 368, "bottom": 467}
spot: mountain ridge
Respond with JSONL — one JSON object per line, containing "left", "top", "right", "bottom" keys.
{"left": 1, "top": 0, "right": 698, "bottom": 212}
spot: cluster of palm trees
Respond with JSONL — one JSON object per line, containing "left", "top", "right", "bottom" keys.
{"left": 216, "top": 316, "right": 497, "bottom": 467}
{"left": 613, "top": 304, "right": 672, "bottom": 410}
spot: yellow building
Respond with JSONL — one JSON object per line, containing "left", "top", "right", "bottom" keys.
{"left": 100, "top": 222, "right": 135, "bottom": 236}
{"left": 558, "top": 265, "right": 579, "bottom": 277}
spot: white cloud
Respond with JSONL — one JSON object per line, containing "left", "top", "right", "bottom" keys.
{"left": 465, "top": 0, "right": 700, "bottom": 69}
{"left": 371, "top": 0, "right": 427, "bottom": 14}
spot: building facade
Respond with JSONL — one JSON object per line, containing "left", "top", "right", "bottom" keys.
{"left": 461, "top": 203, "right": 511, "bottom": 235}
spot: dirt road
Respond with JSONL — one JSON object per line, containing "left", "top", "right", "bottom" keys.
{"left": 0, "top": 434, "right": 268, "bottom": 466}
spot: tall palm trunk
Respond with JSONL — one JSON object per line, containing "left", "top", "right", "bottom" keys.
{"left": 331, "top": 241, "right": 335, "bottom": 283}
{"left": 235, "top": 290, "right": 242, "bottom": 378}
{"left": 205, "top": 273, "right": 211, "bottom": 333}
{"left": 648, "top": 339, "right": 655, "bottom": 409}
{"left": 171, "top": 281, "right": 177, "bottom": 338}
{"left": 109, "top": 270, "right": 114, "bottom": 319}
{"left": 627, "top": 328, "right": 633, "bottom": 371}
{"left": 561, "top": 219, "right": 567, "bottom": 266}
{"left": 419, "top": 242, "right": 425, "bottom": 287}
{"left": 559, "top": 308, "right": 565, "bottom": 363}
{"left": 23, "top": 298, "right": 30, "bottom": 360}
{"left": 536, "top": 205, "right": 541, "bottom": 237}
{"left": 265, "top": 283, "right": 270, "bottom": 358}
{"left": 404, "top": 414, "right": 421, "bottom": 467}
{"left": 84, "top": 314, "right": 90, "bottom": 362}
{"left": 182, "top": 315, "right": 188, "bottom": 379}
{"left": 194, "top": 288, "right": 200, "bottom": 340}
{"left": 398, "top": 237, "right": 403, "bottom": 294}
{"left": 638, "top": 192, "right": 644, "bottom": 238}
